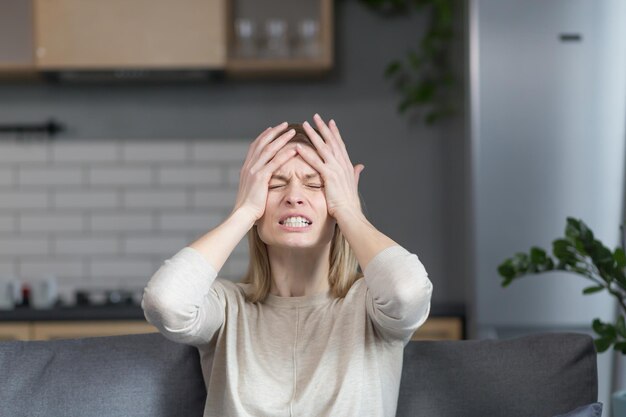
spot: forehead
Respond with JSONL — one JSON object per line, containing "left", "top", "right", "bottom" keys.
{"left": 271, "top": 155, "right": 320, "bottom": 179}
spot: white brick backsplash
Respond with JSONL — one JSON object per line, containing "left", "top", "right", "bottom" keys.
{"left": 226, "top": 166, "right": 241, "bottom": 186}
{"left": 124, "top": 190, "right": 187, "bottom": 208}
{"left": 191, "top": 140, "right": 248, "bottom": 162}
{"left": 19, "top": 258, "right": 84, "bottom": 279}
{"left": 123, "top": 235, "right": 189, "bottom": 255}
{"left": 54, "top": 190, "right": 119, "bottom": 209}
{"left": 0, "top": 191, "right": 48, "bottom": 209}
{"left": 0, "top": 214, "right": 15, "bottom": 232}
{"left": 157, "top": 166, "right": 221, "bottom": 186}
{"left": 0, "top": 261, "right": 16, "bottom": 277}
{"left": 222, "top": 255, "right": 249, "bottom": 280}
{"left": 123, "top": 142, "right": 187, "bottom": 162}
{"left": 157, "top": 211, "right": 222, "bottom": 232}
{"left": 52, "top": 141, "right": 119, "bottom": 163}
{"left": 0, "top": 237, "right": 49, "bottom": 256}
{"left": 192, "top": 189, "right": 238, "bottom": 209}
{"left": 91, "top": 213, "right": 154, "bottom": 232}
{"left": 89, "top": 166, "right": 152, "bottom": 186}
{"left": 233, "top": 238, "right": 250, "bottom": 256}
{"left": 20, "top": 213, "right": 85, "bottom": 233}
{"left": 89, "top": 259, "right": 153, "bottom": 279}
{"left": 19, "top": 167, "right": 84, "bottom": 186}
{"left": 54, "top": 237, "right": 119, "bottom": 255}
{"left": 1, "top": 139, "right": 247, "bottom": 301}
{"left": 0, "top": 141, "right": 47, "bottom": 163}
{"left": 0, "top": 168, "right": 15, "bottom": 186}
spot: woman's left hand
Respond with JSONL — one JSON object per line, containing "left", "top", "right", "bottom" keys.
{"left": 298, "top": 113, "right": 365, "bottom": 219}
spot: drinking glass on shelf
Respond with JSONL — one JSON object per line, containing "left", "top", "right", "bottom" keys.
{"left": 295, "top": 18, "right": 321, "bottom": 58}
{"left": 234, "top": 18, "right": 258, "bottom": 59}
{"left": 264, "top": 19, "right": 290, "bottom": 59}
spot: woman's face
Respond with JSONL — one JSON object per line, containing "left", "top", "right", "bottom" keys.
{"left": 255, "top": 143, "right": 336, "bottom": 249}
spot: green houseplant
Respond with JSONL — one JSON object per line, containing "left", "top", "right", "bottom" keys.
{"left": 359, "top": 0, "right": 457, "bottom": 124}
{"left": 497, "top": 217, "right": 626, "bottom": 354}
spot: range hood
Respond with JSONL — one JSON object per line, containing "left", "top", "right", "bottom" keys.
{"left": 41, "top": 69, "right": 226, "bottom": 83}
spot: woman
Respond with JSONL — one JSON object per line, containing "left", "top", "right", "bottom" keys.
{"left": 141, "top": 114, "right": 433, "bottom": 417}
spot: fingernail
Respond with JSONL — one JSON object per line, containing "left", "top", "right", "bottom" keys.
{"left": 303, "top": 121, "right": 310, "bottom": 127}
{"left": 314, "top": 113, "right": 320, "bottom": 119}
{"left": 330, "top": 119, "right": 336, "bottom": 126}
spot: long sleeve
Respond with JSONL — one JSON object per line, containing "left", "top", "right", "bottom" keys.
{"left": 141, "top": 246, "right": 226, "bottom": 346}
{"left": 363, "top": 245, "right": 433, "bottom": 345}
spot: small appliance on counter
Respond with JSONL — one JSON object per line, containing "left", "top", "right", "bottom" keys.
{"left": 73, "top": 288, "right": 143, "bottom": 307}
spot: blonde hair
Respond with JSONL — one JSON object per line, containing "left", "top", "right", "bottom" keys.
{"left": 240, "top": 123, "right": 364, "bottom": 303}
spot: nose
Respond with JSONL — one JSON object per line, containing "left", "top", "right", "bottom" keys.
{"left": 284, "top": 183, "right": 305, "bottom": 206}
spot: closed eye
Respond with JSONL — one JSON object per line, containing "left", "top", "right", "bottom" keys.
{"left": 269, "top": 184, "right": 323, "bottom": 189}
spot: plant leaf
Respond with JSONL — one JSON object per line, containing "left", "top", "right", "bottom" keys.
{"left": 384, "top": 60, "right": 403, "bottom": 78}
{"left": 615, "top": 248, "right": 626, "bottom": 268}
{"left": 530, "top": 246, "right": 547, "bottom": 265}
{"left": 594, "top": 337, "right": 614, "bottom": 353}
{"left": 614, "top": 341, "right": 626, "bottom": 354}
{"left": 617, "top": 316, "right": 626, "bottom": 338}
{"left": 582, "top": 285, "right": 604, "bottom": 295}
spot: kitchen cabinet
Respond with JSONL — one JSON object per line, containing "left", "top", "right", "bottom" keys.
{"left": 0, "top": 323, "right": 31, "bottom": 341}
{"left": 0, "top": 0, "right": 334, "bottom": 79}
{"left": 225, "top": 0, "right": 333, "bottom": 77}
{"left": 31, "top": 321, "right": 158, "bottom": 340}
{"left": 0, "top": 0, "right": 38, "bottom": 77}
{"left": 0, "top": 320, "right": 157, "bottom": 341}
{"left": 411, "top": 317, "right": 464, "bottom": 341}
{"left": 33, "top": 0, "right": 227, "bottom": 69}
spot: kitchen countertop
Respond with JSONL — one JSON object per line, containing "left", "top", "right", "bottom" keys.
{"left": 0, "top": 303, "right": 465, "bottom": 322}
{"left": 0, "top": 304, "right": 145, "bottom": 321}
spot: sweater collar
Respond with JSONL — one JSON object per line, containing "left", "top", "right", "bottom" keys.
{"left": 263, "top": 289, "right": 333, "bottom": 308}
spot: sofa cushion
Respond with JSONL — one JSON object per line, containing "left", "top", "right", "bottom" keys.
{"left": 0, "top": 332, "right": 206, "bottom": 417}
{"left": 396, "top": 332, "right": 598, "bottom": 417}
{"left": 552, "top": 402, "right": 603, "bottom": 417}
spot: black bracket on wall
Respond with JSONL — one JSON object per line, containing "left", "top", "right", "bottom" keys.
{"left": 0, "top": 119, "right": 65, "bottom": 140}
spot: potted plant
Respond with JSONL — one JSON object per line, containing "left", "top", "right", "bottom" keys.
{"left": 497, "top": 217, "right": 626, "bottom": 415}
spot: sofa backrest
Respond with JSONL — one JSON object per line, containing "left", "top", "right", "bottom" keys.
{"left": 0, "top": 332, "right": 596, "bottom": 417}
{"left": 0, "top": 333, "right": 206, "bottom": 417}
{"left": 397, "top": 332, "right": 598, "bottom": 417}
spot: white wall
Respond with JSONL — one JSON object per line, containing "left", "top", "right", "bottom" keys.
{"left": 468, "top": 0, "right": 626, "bottom": 414}
{"left": 0, "top": 137, "right": 251, "bottom": 304}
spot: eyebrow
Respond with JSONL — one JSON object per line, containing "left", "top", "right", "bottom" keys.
{"left": 271, "top": 173, "right": 321, "bottom": 181}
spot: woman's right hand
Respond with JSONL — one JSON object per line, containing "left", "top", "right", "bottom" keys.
{"left": 231, "top": 122, "right": 298, "bottom": 221}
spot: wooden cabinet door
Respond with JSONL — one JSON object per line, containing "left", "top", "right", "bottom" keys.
{"left": 0, "top": 323, "right": 32, "bottom": 341}
{"left": 411, "top": 317, "right": 464, "bottom": 341}
{"left": 0, "top": 0, "right": 35, "bottom": 70}
{"left": 31, "top": 320, "right": 158, "bottom": 340}
{"left": 34, "top": 0, "right": 226, "bottom": 69}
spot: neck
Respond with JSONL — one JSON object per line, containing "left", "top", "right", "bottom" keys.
{"left": 267, "top": 243, "right": 331, "bottom": 297}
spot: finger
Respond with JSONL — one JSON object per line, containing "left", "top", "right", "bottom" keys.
{"left": 312, "top": 113, "right": 342, "bottom": 158}
{"left": 302, "top": 121, "right": 336, "bottom": 164}
{"left": 328, "top": 119, "right": 353, "bottom": 167}
{"left": 354, "top": 164, "right": 365, "bottom": 187}
{"left": 248, "top": 122, "right": 289, "bottom": 163}
{"left": 295, "top": 144, "right": 328, "bottom": 177}
{"left": 251, "top": 128, "right": 296, "bottom": 171}
{"left": 244, "top": 126, "right": 272, "bottom": 162}
{"left": 263, "top": 146, "right": 298, "bottom": 174}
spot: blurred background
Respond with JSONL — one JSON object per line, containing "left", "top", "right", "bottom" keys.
{"left": 0, "top": 0, "right": 624, "bottom": 414}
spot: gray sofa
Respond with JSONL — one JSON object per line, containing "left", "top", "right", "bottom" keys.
{"left": 0, "top": 332, "right": 598, "bottom": 417}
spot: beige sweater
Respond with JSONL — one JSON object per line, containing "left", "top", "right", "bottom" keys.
{"left": 141, "top": 244, "right": 433, "bottom": 417}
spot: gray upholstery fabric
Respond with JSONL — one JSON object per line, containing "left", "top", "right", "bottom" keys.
{"left": 396, "top": 332, "right": 598, "bottom": 417}
{"left": 0, "top": 331, "right": 597, "bottom": 417}
{"left": 0, "top": 333, "right": 206, "bottom": 417}
{"left": 553, "top": 402, "right": 603, "bottom": 417}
